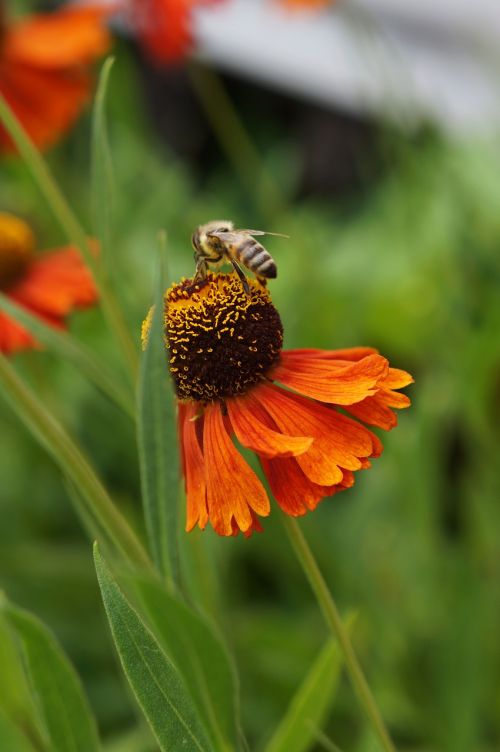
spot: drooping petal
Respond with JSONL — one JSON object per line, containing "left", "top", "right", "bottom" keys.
{"left": 9, "top": 247, "right": 97, "bottom": 318}
{"left": 3, "top": 6, "right": 111, "bottom": 69}
{"left": 272, "top": 352, "right": 388, "bottom": 405}
{"left": 227, "top": 392, "right": 313, "bottom": 458}
{"left": 260, "top": 455, "right": 331, "bottom": 516}
{"left": 203, "top": 402, "right": 270, "bottom": 536}
{"left": 181, "top": 402, "right": 208, "bottom": 531}
{"left": 253, "top": 384, "right": 378, "bottom": 486}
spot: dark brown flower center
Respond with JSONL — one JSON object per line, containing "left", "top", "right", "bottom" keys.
{"left": 0, "top": 212, "right": 35, "bottom": 290}
{"left": 165, "top": 272, "right": 283, "bottom": 401}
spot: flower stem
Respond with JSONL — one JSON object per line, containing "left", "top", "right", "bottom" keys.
{"left": 282, "top": 516, "right": 397, "bottom": 752}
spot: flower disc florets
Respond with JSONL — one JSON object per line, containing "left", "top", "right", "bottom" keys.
{"left": 0, "top": 213, "right": 35, "bottom": 290}
{"left": 165, "top": 272, "right": 283, "bottom": 401}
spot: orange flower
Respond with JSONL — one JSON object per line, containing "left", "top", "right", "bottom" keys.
{"left": 126, "top": 0, "right": 222, "bottom": 63}
{"left": 0, "top": 212, "right": 97, "bottom": 354}
{"left": 146, "top": 272, "right": 413, "bottom": 537}
{"left": 0, "top": 5, "right": 111, "bottom": 153}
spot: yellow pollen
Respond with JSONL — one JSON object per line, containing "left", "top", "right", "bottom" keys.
{"left": 0, "top": 212, "right": 36, "bottom": 290}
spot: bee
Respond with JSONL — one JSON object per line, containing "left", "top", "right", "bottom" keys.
{"left": 191, "top": 220, "right": 288, "bottom": 295}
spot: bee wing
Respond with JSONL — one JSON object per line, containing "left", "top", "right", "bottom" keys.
{"left": 237, "top": 229, "right": 290, "bottom": 238}
{"left": 206, "top": 231, "right": 248, "bottom": 244}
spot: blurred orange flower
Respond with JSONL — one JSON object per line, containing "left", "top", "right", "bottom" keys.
{"left": 280, "top": 0, "right": 333, "bottom": 8}
{"left": 0, "top": 213, "right": 97, "bottom": 354}
{"left": 145, "top": 272, "right": 413, "bottom": 537}
{"left": 127, "top": 0, "right": 221, "bottom": 63}
{"left": 0, "top": 5, "right": 111, "bottom": 153}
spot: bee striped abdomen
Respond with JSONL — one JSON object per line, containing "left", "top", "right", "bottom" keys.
{"left": 239, "top": 240, "right": 277, "bottom": 279}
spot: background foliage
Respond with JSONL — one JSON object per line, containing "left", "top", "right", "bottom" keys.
{"left": 1, "top": 29, "right": 500, "bottom": 752}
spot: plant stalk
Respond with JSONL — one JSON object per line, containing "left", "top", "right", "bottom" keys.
{"left": 283, "top": 516, "right": 397, "bottom": 752}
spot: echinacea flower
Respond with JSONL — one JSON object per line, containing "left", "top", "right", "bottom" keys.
{"left": 0, "top": 5, "right": 110, "bottom": 153}
{"left": 145, "top": 271, "right": 413, "bottom": 537}
{"left": 125, "top": 0, "right": 222, "bottom": 63}
{"left": 0, "top": 212, "right": 97, "bottom": 354}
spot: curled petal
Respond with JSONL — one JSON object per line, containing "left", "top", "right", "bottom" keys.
{"left": 227, "top": 392, "right": 313, "bottom": 458}
{"left": 273, "top": 352, "right": 388, "bottom": 405}
{"left": 203, "top": 403, "right": 270, "bottom": 536}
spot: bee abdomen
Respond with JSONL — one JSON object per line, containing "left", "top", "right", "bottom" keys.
{"left": 239, "top": 241, "right": 277, "bottom": 278}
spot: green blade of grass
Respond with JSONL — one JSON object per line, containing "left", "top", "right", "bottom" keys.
{"left": 1, "top": 599, "right": 101, "bottom": 752}
{"left": 0, "top": 292, "right": 134, "bottom": 419}
{"left": 91, "top": 57, "right": 115, "bottom": 271}
{"left": 0, "top": 87, "right": 138, "bottom": 382}
{"left": 0, "top": 353, "right": 151, "bottom": 572}
{"left": 137, "top": 236, "right": 180, "bottom": 588}
{"left": 263, "top": 629, "right": 350, "bottom": 752}
{"left": 94, "top": 545, "right": 212, "bottom": 752}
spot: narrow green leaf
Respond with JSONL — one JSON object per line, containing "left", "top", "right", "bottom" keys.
{"left": 137, "top": 239, "right": 180, "bottom": 587}
{"left": 94, "top": 544, "right": 212, "bottom": 752}
{"left": 133, "top": 575, "right": 240, "bottom": 752}
{"left": 0, "top": 292, "right": 134, "bottom": 419}
{"left": 0, "top": 614, "right": 44, "bottom": 747}
{"left": 264, "top": 634, "right": 347, "bottom": 752}
{"left": 91, "top": 57, "right": 115, "bottom": 270}
{"left": 0, "top": 354, "right": 152, "bottom": 571}
{"left": 2, "top": 601, "right": 101, "bottom": 752}
{"left": 0, "top": 708, "right": 37, "bottom": 752}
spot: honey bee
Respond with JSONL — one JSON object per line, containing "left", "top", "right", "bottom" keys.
{"left": 191, "top": 220, "right": 288, "bottom": 295}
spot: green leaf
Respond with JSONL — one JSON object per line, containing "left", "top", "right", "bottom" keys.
{"left": 0, "top": 708, "right": 37, "bottom": 752}
{"left": 137, "top": 239, "right": 180, "bottom": 588}
{"left": 263, "top": 634, "right": 347, "bottom": 752}
{"left": 91, "top": 57, "right": 115, "bottom": 271}
{"left": 94, "top": 544, "right": 212, "bottom": 752}
{"left": 133, "top": 576, "right": 240, "bottom": 752}
{"left": 0, "top": 292, "right": 134, "bottom": 419}
{"left": 2, "top": 601, "right": 101, "bottom": 752}
{"left": 0, "top": 354, "right": 151, "bottom": 571}
{"left": 0, "top": 614, "right": 43, "bottom": 747}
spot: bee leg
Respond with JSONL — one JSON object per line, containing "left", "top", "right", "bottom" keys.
{"left": 230, "top": 258, "right": 251, "bottom": 296}
{"left": 193, "top": 258, "right": 208, "bottom": 284}
{"left": 256, "top": 276, "right": 268, "bottom": 288}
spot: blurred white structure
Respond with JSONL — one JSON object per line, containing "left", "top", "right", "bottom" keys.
{"left": 193, "top": 0, "right": 500, "bottom": 134}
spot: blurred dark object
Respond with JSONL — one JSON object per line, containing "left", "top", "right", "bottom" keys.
{"left": 134, "top": 52, "right": 381, "bottom": 200}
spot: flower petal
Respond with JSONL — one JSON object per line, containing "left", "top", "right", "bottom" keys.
{"left": 3, "top": 7, "right": 111, "bottom": 69}
{"left": 181, "top": 403, "right": 208, "bottom": 531}
{"left": 227, "top": 392, "right": 313, "bottom": 458}
{"left": 0, "top": 64, "right": 92, "bottom": 152}
{"left": 253, "top": 384, "right": 377, "bottom": 485}
{"left": 203, "top": 402, "right": 270, "bottom": 536}
{"left": 284, "top": 346, "right": 378, "bottom": 361}
{"left": 273, "top": 352, "right": 388, "bottom": 405}
{"left": 260, "top": 456, "right": 331, "bottom": 516}
{"left": 10, "top": 247, "right": 97, "bottom": 317}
